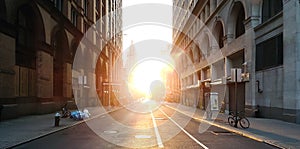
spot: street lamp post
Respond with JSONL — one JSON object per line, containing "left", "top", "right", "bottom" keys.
{"left": 231, "top": 68, "right": 242, "bottom": 128}
{"left": 234, "top": 73, "right": 238, "bottom": 128}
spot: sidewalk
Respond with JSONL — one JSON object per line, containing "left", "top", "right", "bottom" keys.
{"left": 0, "top": 106, "right": 121, "bottom": 149}
{"left": 165, "top": 103, "right": 300, "bottom": 149}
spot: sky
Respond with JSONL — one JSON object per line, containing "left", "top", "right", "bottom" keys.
{"left": 122, "top": 0, "right": 173, "bottom": 62}
{"left": 121, "top": 0, "right": 173, "bottom": 96}
{"left": 122, "top": 0, "right": 172, "bottom": 7}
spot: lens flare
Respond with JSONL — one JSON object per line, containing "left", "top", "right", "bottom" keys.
{"left": 128, "top": 59, "right": 172, "bottom": 98}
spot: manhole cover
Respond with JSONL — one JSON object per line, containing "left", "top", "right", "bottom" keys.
{"left": 103, "top": 130, "right": 118, "bottom": 134}
{"left": 210, "top": 131, "right": 234, "bottom": 136}
{"left": 135, "top": 135, "right": 152, "bottom": 139}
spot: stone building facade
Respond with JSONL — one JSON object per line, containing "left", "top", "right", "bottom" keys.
{"left": 172, "top": 0, "right": 300, "bottom": 123}
{"left": 0, "top": 0, "right": 122, "bottom": 120}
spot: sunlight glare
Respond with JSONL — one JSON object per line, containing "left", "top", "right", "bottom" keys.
{"left": 128, "top": 60, "right": 172, "bottom": 98}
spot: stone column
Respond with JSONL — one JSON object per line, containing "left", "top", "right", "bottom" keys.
{"left": 244, "top": 15, "right": 260, "bottom": 108}
{"left": 283, "top": 0, "right": 300, "bottom": 123}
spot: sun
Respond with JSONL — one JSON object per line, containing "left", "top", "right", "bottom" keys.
{"left": 128, "top": 59, "right": 172, "bottom": 98}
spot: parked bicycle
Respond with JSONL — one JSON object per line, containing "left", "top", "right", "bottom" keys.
{"left": 228, "top": 111, "right": 250, "bottom": 129}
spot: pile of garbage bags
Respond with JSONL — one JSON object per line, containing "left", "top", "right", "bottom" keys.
{"left": 70, "top": 109, "right": 90, "bottom": 120}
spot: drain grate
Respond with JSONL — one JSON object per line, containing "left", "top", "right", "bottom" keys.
{"left": 210, "top": 130, "right": 234, "bottom": 136}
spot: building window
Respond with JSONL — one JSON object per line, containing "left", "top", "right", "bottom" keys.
{"left": 16, "top": 7, "right": 36, "bottom": 68}
{"left": 102, "top": 0, "right": 106, "bottom": 16}
{"left": 84, "top": 0, "right": 88, "bottom": 16}
{"left": 51, "top": 0, "right": 63, "bottom": 12}
{"left": 96, "top": 0, "right": 100, "bottom": 12}
{"left": 214, "top": 21, "right": 224, "bottom": 48}
{"left": 256, "top": 33, "right": 283, "bottom": 71}
{"left": 71, "top": 7, "right": 77, "bottom": 27}
{"left": 203, "top": 67, "right": 211, "bottom": 80}
{"left": 235, "top": 6, "right": 245, "bottom": 38}
{"left": 262, "top": 0, "right": 283, "bottom": 23}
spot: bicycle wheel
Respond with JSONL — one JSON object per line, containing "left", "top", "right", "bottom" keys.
{"left": 239, "top": 118, "right": 250, "bottom": 129}
{"left": 228, "top": 117, "right": 235, "bottom": 127}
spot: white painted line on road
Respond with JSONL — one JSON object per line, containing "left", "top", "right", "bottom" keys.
{"left": 103, "top": 130, "right": 118, "bottom": 134}
{"left": 164, "top": 105, "right": 284, "bottom": 148}
{"left": 159, "top": 109, "right": 209, "bottom": 149}
{"left": 151, "top": 111, "right": 164, "bottom": 148}
{"left": 135, "top": 135, "right": 152, "bottom": 139}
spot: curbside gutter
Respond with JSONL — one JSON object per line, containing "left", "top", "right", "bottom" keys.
{"left": 6, "top": 107, "right": 124, "bottom": 149}
{"left": 165, "top": 105, "right": 286, "bottom": 149}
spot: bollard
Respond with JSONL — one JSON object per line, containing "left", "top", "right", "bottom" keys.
{"left": 54, "top": 113, "right": 61, "bottom": 127}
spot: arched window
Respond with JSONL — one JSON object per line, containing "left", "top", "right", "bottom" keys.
{"left": 262, "top": 0, "right": 282, "bottom": 22}
{"left": 16, "top": 6, "right": 38, "bottom": 68}
{"left": 214, "top": 21, "right": 224, "bottom": 48}
{"left": 192, "top": 44, "right": 200, "bottom": 63}
{"left": 235, "top": 4, "right": 245, "bottom": 38}
{"left": 52, "top": 28, "right": 70, "bottom": 96}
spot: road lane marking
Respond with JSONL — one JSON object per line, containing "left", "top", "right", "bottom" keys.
{"left": 103, "top": 130, "right": 118, "bottom": 134}
{"left": 135, "top": 135, "right": 152, "bottom": 139}
{"left": 151, "top": 111, "right": 164, "bottom": 148}
{"left": 159, "top": 109, "right": 209, "bottom": 149}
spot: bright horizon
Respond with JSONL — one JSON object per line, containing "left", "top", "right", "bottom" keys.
{"left": 128, "top": 60, "right": 173, "bottom": 97}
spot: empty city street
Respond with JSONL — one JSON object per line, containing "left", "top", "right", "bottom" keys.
{"left": 14, "top": 103, "right": 276, "bottom": 149}
{"left": 1, "top": 1, "right": 300, "bottom": 148}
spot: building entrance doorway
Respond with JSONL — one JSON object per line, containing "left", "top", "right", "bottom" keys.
{"left": 229, "top": 82, "right": 245, "bottom": 113}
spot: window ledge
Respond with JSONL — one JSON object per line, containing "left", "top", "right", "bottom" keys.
{"left": 255, "top": 65, "right": 283, "bottom": 72}
{"left": 254, "top": 11, "right": 283, "bottom": 31}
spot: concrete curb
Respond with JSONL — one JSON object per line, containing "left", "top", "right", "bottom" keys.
{"left": 6, "top": 106, "right": 124, "bottom": 149}
{"left": 165, "top": 105, "right": 286, "bottom": 149}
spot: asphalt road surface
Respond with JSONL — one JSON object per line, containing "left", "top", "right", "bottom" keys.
{"left": 14, "top": 103, "right": 277, "bottom": 149}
